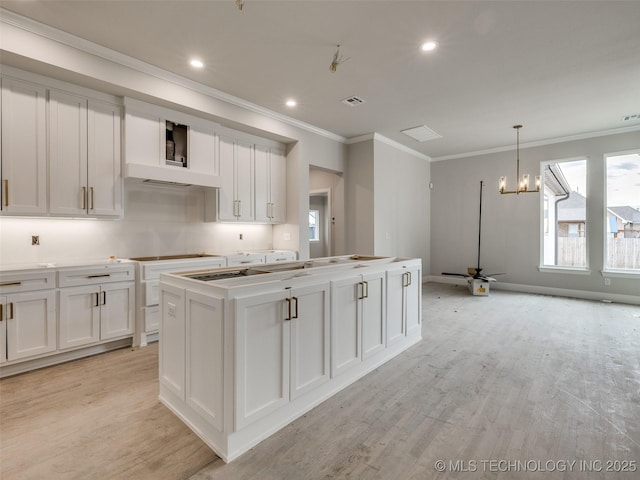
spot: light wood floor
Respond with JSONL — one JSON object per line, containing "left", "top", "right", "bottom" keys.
{"left": 1, "top": 283, "right": 639, "bottom": 479}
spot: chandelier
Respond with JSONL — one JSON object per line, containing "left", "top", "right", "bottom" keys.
{"left": 499, "top": 125, "right": 540, "bottom": 195}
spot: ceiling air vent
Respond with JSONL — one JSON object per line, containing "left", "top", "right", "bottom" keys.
{"left": 341, "top": 95, "right": 366, "bottom": 107}
{"left": 622, "top": 113, "right": 640, "bottom": 121}
{"left": 401, "top": 125, "right": 442, "bottom": 142}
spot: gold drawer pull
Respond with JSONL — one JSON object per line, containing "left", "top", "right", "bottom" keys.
{"left": 0, "top": 281, "right": 22, "bottom": 287}
{"left": 3, "top": 179, "right": 8, "bottom": 206}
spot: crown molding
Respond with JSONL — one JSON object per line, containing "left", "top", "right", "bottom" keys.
{"left": 0, "top": 8, "right": 345, "bottom": 144}
{"left": 431, "top": 124, "right": 640, "bottom": 162}
{"left": 346, "top": 133, "right": 432, "bottom": 162}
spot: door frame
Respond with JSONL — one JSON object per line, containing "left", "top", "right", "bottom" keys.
{"left": 309, "top": 188, "right": 332, "bottom": 257}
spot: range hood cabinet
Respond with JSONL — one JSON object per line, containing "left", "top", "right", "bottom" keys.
{"left": 123, "top": 97, "right": 221, "bottom": 188}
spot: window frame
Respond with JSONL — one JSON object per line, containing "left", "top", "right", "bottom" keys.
{"left": 602, "top": 149, "right": 640, "bottom": 278}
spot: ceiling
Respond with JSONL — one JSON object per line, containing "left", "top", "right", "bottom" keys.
{"left": 2, "top": 1, "right": 639, "bottom": 160}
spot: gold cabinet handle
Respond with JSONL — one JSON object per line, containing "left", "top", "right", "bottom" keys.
{"left": 0, "top": 304, "right": 3, "bottom": 321}
{"left": 292, "top": 296, "right": 299, "bottom": 319}
{"left": 363, "top": 281, "right": 369, "bottom": 299}
{"left": 0, "top": 281, "right": 22, "bottom": 287}
{"left": 8, "top": 302, "right": 14, "bottom": 320}
{"left": 102, "top": 290, "right": 106, "bottom": 306}
{"left": 90, "top": 187, "right": 94, "bottom": 210}
{"left": 82, "top": 186, "right": 87, "bottom": 210}
{"left": 3, "top": 179, "right": 8, "bottom": 207}
{"left": 87, "top": 274, "right": 110, "bottom": 279}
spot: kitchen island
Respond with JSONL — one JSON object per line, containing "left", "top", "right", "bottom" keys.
{"left": 159, "top": 255, "right": 422, "bottom": 462}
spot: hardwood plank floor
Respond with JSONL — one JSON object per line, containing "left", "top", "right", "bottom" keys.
{"left": 1, "top": 283, "right": 639, "bottom": 479}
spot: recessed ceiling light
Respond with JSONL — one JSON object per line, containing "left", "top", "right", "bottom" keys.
{"left": 190, "top": 59, "right": 204, "bottom": 68}
{"left": 421, "top": 41, "right": 437, "bottom": 52}
{"left": 285, "top": 99, "right": 297, "bottom": 107}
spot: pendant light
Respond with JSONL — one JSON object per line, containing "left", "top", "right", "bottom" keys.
{"left": 499, "top": 125, "right": 541, "bottom": 195}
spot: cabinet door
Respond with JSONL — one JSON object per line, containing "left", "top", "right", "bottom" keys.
{"left": 386, "top": 268, "right": 407, "bottom": 347}
{"left": 290, "top": 282, "right": 330, "bottom": 400}
{"left": 49, "top": 89, "right": 88, "bottom": 216}
{"left": 331, "top": 276, "right": 361, "bottom": 377}
{"left": 235, "top": 289, "right": 289, "bottom": 430}
{"left": 5, "top": 290, "right": 56, "bottom": 361}
{"left": 269, "top": 149, "right": 287, "bottom": 223}
{"left": 217, "top": 135, "right": 236, "bottom": 221}
{"left": 254, "top": 144, "right": 270, "bottom": 222}
{"left": 88, "top": 100, "right": 122, "bottom": 216}
{"left": 159, "top": 284, "right": 186, "bottom": 400}
{"left": 0, "top": 297, "right": 7, "bottom": 364}
{"left": 59, "top": 285, "right": 100, "bottom": 349}
{"left": 235, "top": 140, "right": 254, "bottom": 221}
{"left": 405, "top": 266, "right": 422, "bottom": 338}
{"left": 100, "top": 282, "right": 134, "bottom": 340}
{"left": 0, "top": 77, "right": 47, "bottom": 215}
{"left": 186, "top": 291, "right": 224, "bottom": 432}
{"left": 362, "top": 271, "right": 386, "bottom": 359}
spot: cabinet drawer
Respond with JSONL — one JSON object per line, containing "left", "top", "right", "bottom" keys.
{"left": 225, "top": 254, "right": 265, "bottom": 267}
{"left": 58, "top": 264, "right": 134, "bottom": 287}
{"left": 144, "top": 305, "right": 160, "bottom": 332}
{"left": 0, "top": 270, "right": 56, "bottom": 294}
{"left": 264, "top": 251, "right": 297, "bottom": 263}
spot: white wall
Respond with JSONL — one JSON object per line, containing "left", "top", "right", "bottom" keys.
{"left": 345, "top": 141, "right": 375, "bottom": 254}
{"left": 430, "top": 131, "right": 640, "bottom": 297}
{"left": 345, "top": 137, "right": 431, "bottom": 273}
{"left": 0, "top": 182, "right": 273, "bottom": 265}
{"left": 373, "top": 140, "right": 430, "bottom": 273}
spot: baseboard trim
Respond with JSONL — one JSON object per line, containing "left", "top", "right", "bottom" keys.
{"left": 0, "top": 338, "right": 133, "bottom": 378}
{"left": 425, "top": 275, "right": 640, "bottom": 305}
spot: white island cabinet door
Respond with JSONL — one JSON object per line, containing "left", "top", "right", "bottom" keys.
{"left": 386, "top": 267, "right": 407, "bottom": 347}
{"left": 330, "top": 276, "right": 361, "bottom": 377}
{"left": 160, "top": 284, "right": 186, "bottom": 400}
{"left": 59, "top": 285, "right": 100, "bottom": 349}
{"left": 1, "top": 77, "right": 48, "bottom": 215}
{"left": 235, "top": 289, "right": 290, "bottom": 430}
{"left": 290, "top": 282, "right": 330, "bottom": 400}
{"left": 186, "top": 291, "right": 224, "bottom": 432}
{"left": 6, "top": 290, "right": 56, "bottom": 361}
{"left": 361, "top": 270, "right": 386, "bottom": 360}
{"left": 404, "top": 265, "right": 422, "bottom": 338}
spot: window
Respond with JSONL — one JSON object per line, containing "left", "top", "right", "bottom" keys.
{"left": 309, "top": 210, "right": 319, "bottom": 242}
{"left": 541, "top": 158, "right": 587, "bottom": 267}
{"left": 605, "top": 151, "right": 640, "bottom": 271}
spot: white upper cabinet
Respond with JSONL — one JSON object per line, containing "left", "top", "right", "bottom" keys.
{"left": 0, "top": 77, "right": 47, "bottom": 215}
{"left": 123, "top": 97, "right": 220, "bottom": 187}
{"left": 49, "top": 90, "right": 88, "bottom": 216}
{"left": 49, "top": 90, "right": 122, "bottom": 217}
{"left": 255, "top": 145, "right": 286, "bottom": 223}
{"left": 213, "top": 130, "right": 286, "bottom": 224}
{"left": 88, "top": 100, "right": 122, "bottom": 216}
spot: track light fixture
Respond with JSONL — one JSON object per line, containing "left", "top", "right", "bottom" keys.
{"left": 499, "top": 125, "right": 540, "bottom": 195}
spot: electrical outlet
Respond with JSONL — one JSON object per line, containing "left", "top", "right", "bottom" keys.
{"left": 604, "top": 278, "right": 611, "bottom": 286}
{"left": 32, "top": 235, "right": 40, "bottom": 245}
{"left": 239, "top": 233, "right": 243, "bottom": 240}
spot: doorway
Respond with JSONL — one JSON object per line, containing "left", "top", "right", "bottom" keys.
{"left": 309, "top": 189, "right": 331, "bottom": 258}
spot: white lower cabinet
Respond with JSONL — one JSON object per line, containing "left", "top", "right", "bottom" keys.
{"left": 235, "top": 281, "right": 330, "bottom": 430}
{"left": 386, "top": 263, "right": 422, "bottom": 346}
{"left": 58, "top": 281, "right": 134, "bottom": 348}
{"left": 331, "top": 269, "right": 386, "bottom": 377}
{"left": 0, "top": 290, "right": 57, "bottom": 362}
